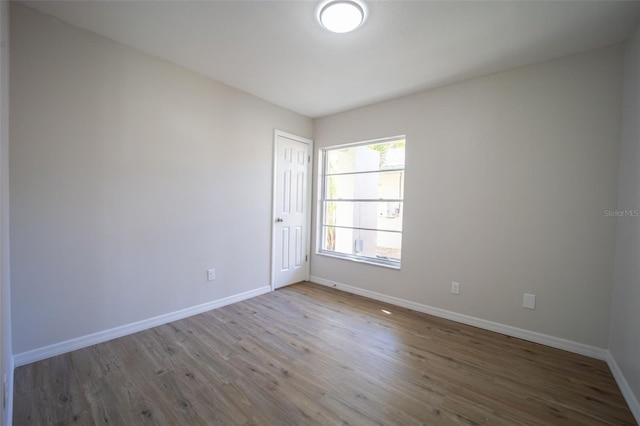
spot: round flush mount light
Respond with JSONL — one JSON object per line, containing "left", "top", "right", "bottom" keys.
{"left": 319, "top": 1, "right": 365, "bottom": 34}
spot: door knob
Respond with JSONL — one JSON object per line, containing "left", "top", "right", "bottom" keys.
{"left": 276, "top": 217, "right": 284, "bottom": 223}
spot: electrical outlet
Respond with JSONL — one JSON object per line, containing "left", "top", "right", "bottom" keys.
{"left": 451, "top": 281, "right": 460, "bottom": 295}
{"left": 523, "top": 293, "right": 536, "bottom": 309}
{"left": 207, "top": 268, "right": 216, "bottom": 281}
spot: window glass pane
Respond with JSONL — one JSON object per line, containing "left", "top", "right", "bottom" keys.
{"left": 319, "top": 136, "right": 405, "bottom": 267}
{"left": 326, "top": 141, "right": 405, "bottom": 175}
{"left": 325, "top": 171, "right": 404, "bottom": 200}
{"left": 323, "top": 201, "right": 403, "bottom": 232}
{"left": 322, "top": 226, "right": 402, "bottom": 262}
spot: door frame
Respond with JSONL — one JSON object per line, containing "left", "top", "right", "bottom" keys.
{"left": 271, "top": 129, "right": 314, "bottom": 291}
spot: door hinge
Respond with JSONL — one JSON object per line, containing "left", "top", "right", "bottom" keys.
{"left": 308, "top": 155, "right": 311, "bottom": 163}
{"left": 305, "top": 255, "right": 308, "bottom": 262}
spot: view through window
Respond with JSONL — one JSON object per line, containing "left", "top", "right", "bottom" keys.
{"left": 319, "top": 136, "right": 405, "bottom": 268}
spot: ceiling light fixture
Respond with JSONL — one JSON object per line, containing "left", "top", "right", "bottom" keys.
{"left": 319, "top": 1, "right": 365, "bottom": 34}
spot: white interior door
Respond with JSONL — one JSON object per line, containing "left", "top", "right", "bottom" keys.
{"left": 272, "top": 131, "right": 312, "bottom": 289}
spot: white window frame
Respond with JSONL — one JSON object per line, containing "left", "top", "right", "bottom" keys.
{"left": 316, "top": 135, "right": 405, "bottom": 269}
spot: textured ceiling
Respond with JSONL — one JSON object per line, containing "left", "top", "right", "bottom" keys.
{"left": 20, "top": 0, "right": 640, "bottom": 118}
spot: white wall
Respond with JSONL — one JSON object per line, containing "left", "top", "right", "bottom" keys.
{"left": 10, "top": 4, "right": 312, "bottom": 354}
{"left": 0, "top": 1, "right": 11, "bottom": 424}
{"left": 313, "top": 45, "right": 624, "bottom": 349}
{"left": 609, "top": 22, "right": 640, "bottom": 416}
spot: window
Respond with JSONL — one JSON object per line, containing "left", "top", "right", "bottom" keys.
{"left": 318, "top": 136, "right": 405, "bottom": 268}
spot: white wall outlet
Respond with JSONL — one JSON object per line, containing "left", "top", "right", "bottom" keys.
{"left": 207, "top": 268, "right": 216, "bottom": 281}
{"left": 451, "top": 281, "right": 460, "bottom": 295}
{"left": 523, "top": 293, "right": 536, "bottom": 309}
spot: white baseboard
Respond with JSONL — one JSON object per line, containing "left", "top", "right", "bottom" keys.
{"left": 606, "top": 351, "right": 640, "bottom": 424}
{"left": 310, "top": 275, "right": 608, "bottom": 360}
{"left": 14, "top": 286, "right": 271, "bottom": 367}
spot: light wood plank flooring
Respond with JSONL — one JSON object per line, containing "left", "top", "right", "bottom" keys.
{"left": 14, "top": 282, "right": 636, "bottom": 425}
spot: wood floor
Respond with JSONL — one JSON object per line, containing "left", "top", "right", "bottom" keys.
{"left": 14, "top": 282, "right": 636, "bottom": 425}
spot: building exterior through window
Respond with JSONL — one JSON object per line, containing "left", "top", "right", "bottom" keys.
{"left": 319, "top": 136, "right": 405, "bottom": 268}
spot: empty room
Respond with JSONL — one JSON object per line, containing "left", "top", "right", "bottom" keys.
{"left": 0, "top": 0, "right": 639, "bottom": 424}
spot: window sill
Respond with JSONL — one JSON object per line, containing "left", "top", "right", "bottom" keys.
{"left": 316, "top": 250, "right": 401, "bottom": 270}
